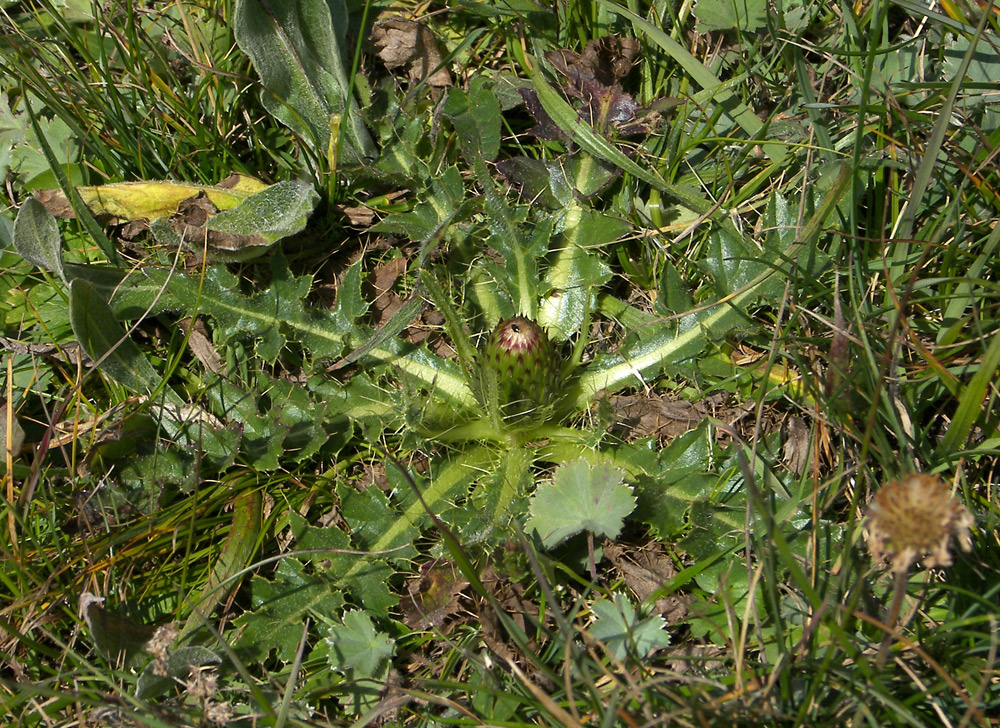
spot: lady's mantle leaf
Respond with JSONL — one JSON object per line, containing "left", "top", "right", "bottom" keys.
{"left": 322, "top": 609, "right": 395, "bottom": 713}
{"left": 323, "top": 609, "right": 394, "bottom": 678}
{"left": 528, "top": 459, "right": 635, "bottom": 548}
{"left": 589, "top": 593, "right": 670, "bottom": 661}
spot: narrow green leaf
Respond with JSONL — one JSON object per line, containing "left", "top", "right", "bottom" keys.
{"left": 937, "top": 329, "right": 1000, "bottom": 457}
{"left": 937, "top": 223, "right": 1000, "bottom": 347}
{"left": 68, "top": 278, "right": 183, "bottom": 405}
{"left": 181, "top": 491, "right": 262, "bottom": 639}
{"left": 12, "top": 198, "right": 64, "bottom": 281}
{"left": 418, "top": 269, "right": 479, "bottom": 388}
{"left": 1, "top": 400, "right": 25, "bottom": 475}
{"left": 598, "top": 0, "right": 786, "bottom": 165}
{"left": 233, "top": 0, "right": 374, "bottom": 163}
{"left": 79, "top": 594, "right": 155, "bottom": 666}
{"left": 896, "top": 6, "right": 994, "bottom": 242}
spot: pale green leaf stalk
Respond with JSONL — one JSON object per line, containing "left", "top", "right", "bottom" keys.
{"left": 572, "top": 162, "right": 852, "bottom": 408}
{"left": 418, "top": 269, "right": 480, "bottom": 388}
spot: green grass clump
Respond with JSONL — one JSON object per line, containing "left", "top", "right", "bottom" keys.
{"left": 2, "top": 0, "right": 999, "bottom": 726}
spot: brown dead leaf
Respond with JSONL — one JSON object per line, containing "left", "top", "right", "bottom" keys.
{"left": 371, "top": 16, "right": 451, "bottom": 87}
{"left": 605, "top": 542, "right": 689, "bottom": 622}
{"left": 180, "top": 317, "right": 222, "bottom": 374}
{"left": 609, "top": 392, "right": 707, "bottom": 441}
{"left": 401, "top": 560, "right": 469, "bottom": 630}
{"left": 1, "top": 398, "right": 25, "bottom": 460}
{"left": 167, "top": 191, "right": 218, "bottom": 248}
{"left": 546, "top": 35, "right": 639, "bottom": 90}
{"left": 355, "top": 462, "right": 389, "bottom": 492}
{"left": 372, "top": 256, "right": 407, "bottom": 299}
{"left": 34, "top": 189, "right": 75, "bottom": 218}
{"left": 367, "top": 256, "right": 408, "bottom": 328}
{"left": 166, "top": 192, "right": 269, "bottom": 260}
{"left": 117, "top": 219, "right": 150, "bottom": 241}
{"left": 782, "top": 415, "right": 810, "bottom": 476}
{"left": 337, "top": 204, "right": 377, "bottom": 227}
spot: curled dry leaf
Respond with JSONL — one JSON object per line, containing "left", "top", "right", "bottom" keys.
{"left": 401, "top": 560, "right": 468, "bottom": 630}
{"left": 370, "top": 16, "right": 451, "bottom": 88}
{"left": 782, "top": 415, "right": 810, "bottom": 476}
{"left": 33, "top": 188, "right": 75, "bottom": 218}
{"left": 368, "top": 255, "right": 408, "bottom": 327}
{"left": 180, "top": 317, "right": 222, "bottom": 374}
{"left": 1, "top": 398, "right": 26, "bottom": 467}
{"left": 546, "top": 35, "right": 640, "bottom": 91}
{"left": 164, "top": 192, "right": 270, "bottom": 261}
{"left": 336, "top": 204, "right": 377, "bottom": 227}
{"left": 604, "top": 542, "right": 690, "bottom": 622}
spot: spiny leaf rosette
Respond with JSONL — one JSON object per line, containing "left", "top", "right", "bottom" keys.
{"left": 477, "top": 316, "right": 564, "bottom": 424}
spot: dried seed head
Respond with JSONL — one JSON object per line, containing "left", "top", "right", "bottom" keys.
{"left": 865, "top": 473, "right": 974, "bottom": 573}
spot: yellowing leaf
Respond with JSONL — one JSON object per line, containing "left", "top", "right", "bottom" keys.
{"left": 39, "top": 174, "right": 269, "bottom": 223}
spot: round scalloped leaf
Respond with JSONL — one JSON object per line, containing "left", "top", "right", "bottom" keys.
{"left": 528, "top": 459, "right": 635, "bottom": 548}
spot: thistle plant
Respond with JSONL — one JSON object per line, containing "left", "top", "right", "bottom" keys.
{"left": 864, "top": 473, "right": 975, "bottom": 669}
{"left": 866, "top": 473, "right": 974, "bottom": 575}
{"left": 476, "top": 316, "right": 564, "bottom": 425}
